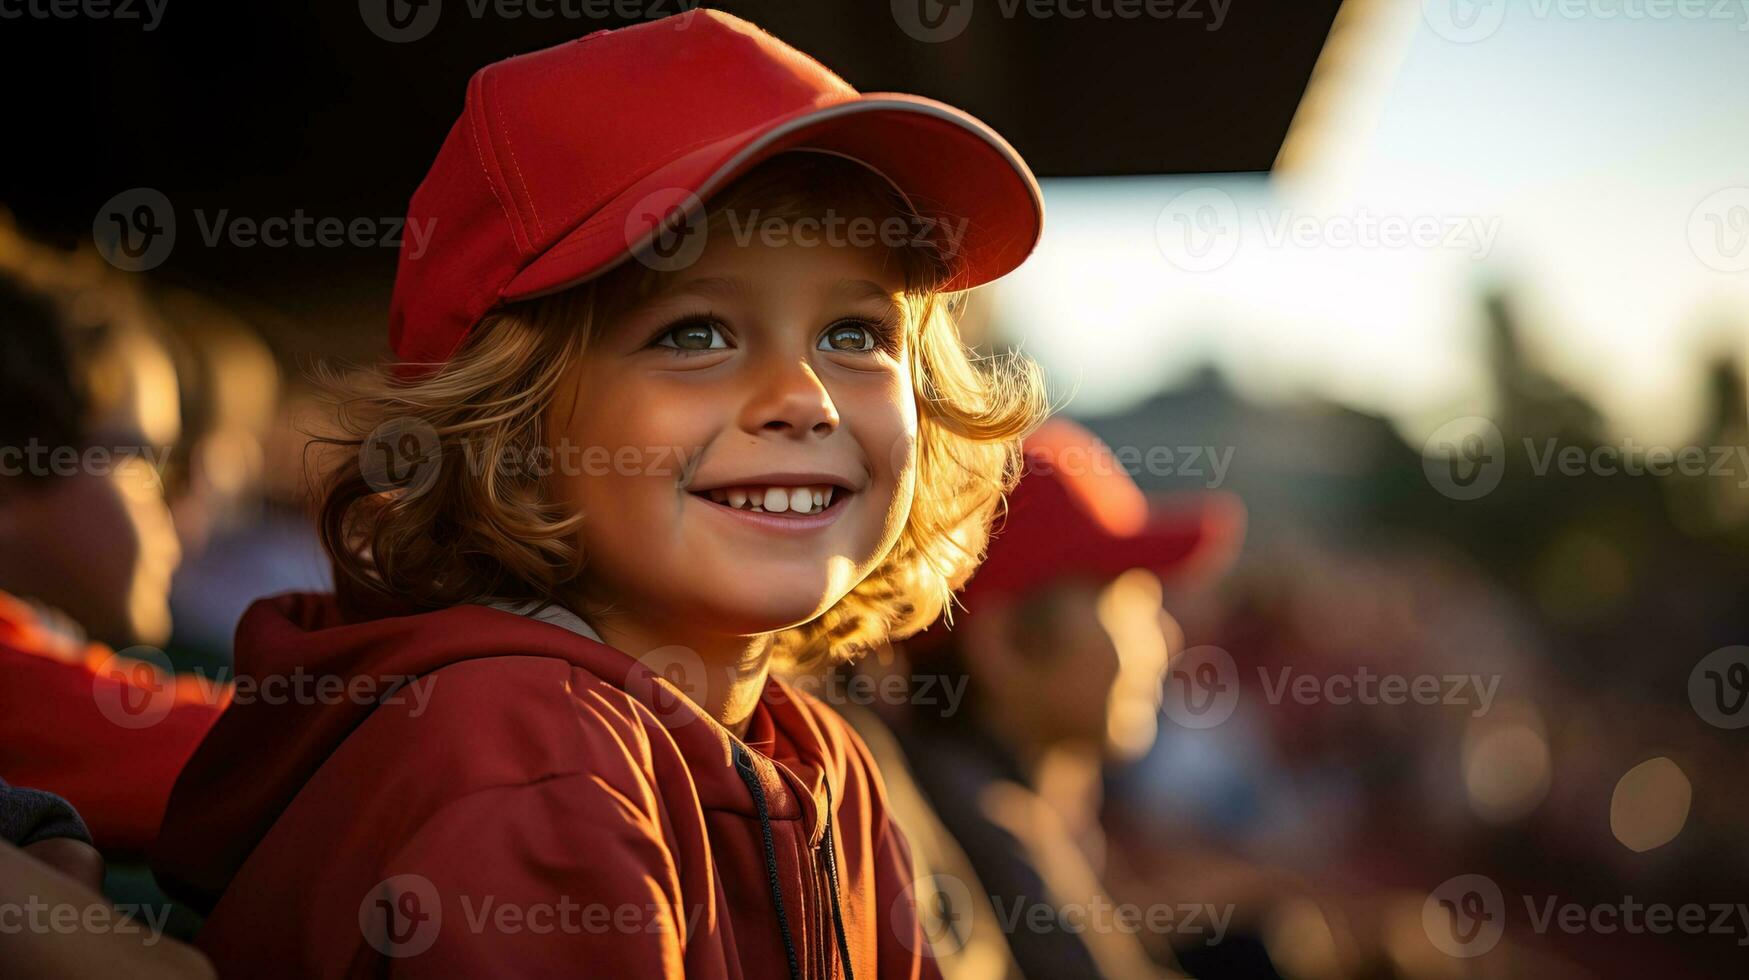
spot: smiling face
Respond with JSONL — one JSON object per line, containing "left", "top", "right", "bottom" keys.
{"left": 321, "top": 151, "right": 1045, "bottom": 676}
{"left": 544, "top": 226, "right": 920, "bottom": 643}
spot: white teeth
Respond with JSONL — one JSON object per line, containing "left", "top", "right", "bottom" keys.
{"left": 699, "top": 484, "right": 844, "bottom": 514}
{"left": 763, "top": 487, "right": 790, "bottom": 513}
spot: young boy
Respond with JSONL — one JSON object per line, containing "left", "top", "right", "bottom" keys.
{"left": 153, "top": 11, "right": 1048, "bottom": 978}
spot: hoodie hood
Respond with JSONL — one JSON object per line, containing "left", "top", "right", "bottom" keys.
{"left": 151, "top": 591, "right": 841, "bottom": 913}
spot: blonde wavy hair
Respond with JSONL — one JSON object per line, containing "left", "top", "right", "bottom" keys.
{"left": 318, "top": 153, "right": 1050, "bottom": 666}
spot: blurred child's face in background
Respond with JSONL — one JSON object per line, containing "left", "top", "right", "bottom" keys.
{"left": 0, "top": 329, "right": 182, "bottom": 648}
{"left": 983, "top": 569, "right": 1171, "bottom": 760}
{"left": 1096, "top": 568, "right": 1174, "bottom": 759}
{"left": 0, "top": 458, "right": 181, "bottom": 648}
{"left": 546, "top": 227, "right": 918, "bottom": 644}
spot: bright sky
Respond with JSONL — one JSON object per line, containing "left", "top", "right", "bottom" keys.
{"left": 990, "top": 0, "right": 1749, "bottom": 444}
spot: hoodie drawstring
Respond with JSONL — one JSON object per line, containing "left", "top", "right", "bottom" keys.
{"left": 820, "top": 777, "right": 856, "bottom": 980}
{"left": 733, "top": 742, "right": 856, "bottom": 980}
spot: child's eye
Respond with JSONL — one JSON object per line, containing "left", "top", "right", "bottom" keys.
{"left": 652, "top": 317, "right": 730, "bottom": 353}
{"left": 818, "top": 319, "right": 889, "bottom": 354}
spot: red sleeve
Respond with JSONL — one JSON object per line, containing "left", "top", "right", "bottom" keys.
{"left": 0, "top": 643, "right": 224, "bottom": 856}
{"left": 371, "top": 772, "right": 698, "bottom": 978}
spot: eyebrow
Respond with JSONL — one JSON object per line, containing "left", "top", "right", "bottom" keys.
{"left": 834, "top": 278, "right": 900, "bottom": 303}
{"left": 655, "top": 275, "right": 754, "bottom": 302}
{"left": 652, "top": 275, "right": 899, "bottom": 304}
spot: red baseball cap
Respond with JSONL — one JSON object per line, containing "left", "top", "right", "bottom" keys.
{"left": 389, "top": 9, "right": 1045, "bottom": 367}
{"left": 907, "top": 418, "right": 1246, "bottom": 651}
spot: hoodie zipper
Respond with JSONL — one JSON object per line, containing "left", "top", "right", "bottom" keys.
{"left": 733, "top": 741, "right": 857, "bottom": 980}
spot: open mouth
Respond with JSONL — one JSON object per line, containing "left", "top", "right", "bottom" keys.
{"left": 688, "top": 483, "right": 844, "bottom": 517}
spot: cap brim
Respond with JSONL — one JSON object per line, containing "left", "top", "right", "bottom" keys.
{"left": 501, "top": 94, "right": 1044, "bottom": 301}
{"left": 1080, "top": 491, "right": 1247, "bottom": 587}
{"left": 902, "top": 491, "right": 1246, "bottom": 653}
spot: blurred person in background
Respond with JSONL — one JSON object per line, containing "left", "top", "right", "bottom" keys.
{"left": 156, "top": 286, "right": 280, "bottom": 561}
{"left": 0, "top": 228, "right": 226, "bottom": 861}
{"left": 895, "top": 417, "right": 1244, "bottom": 979}
{"left": 151, "top": 286, "right": 327, "bottom": 677}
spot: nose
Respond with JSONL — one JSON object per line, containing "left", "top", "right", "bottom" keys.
{"left": 739, "top": 354, "right": 840, "bottom": 439}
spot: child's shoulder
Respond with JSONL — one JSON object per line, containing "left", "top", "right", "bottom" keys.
{"left": 235, "top": 593, "right": 677, "bottom": 801}
{"left": 359, "top": 650, "right": 667, "bottom": 788}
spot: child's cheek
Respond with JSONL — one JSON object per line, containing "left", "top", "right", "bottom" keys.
{"left": 877, "top": 421, "right": 921, "bottom": 546}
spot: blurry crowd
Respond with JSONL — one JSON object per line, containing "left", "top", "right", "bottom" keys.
{"left": 1077, "top": 297, "right": 1749, "bottom": 976}
{"left": 0, "top": 223, "right": 324, "bottom": 975}
{"left": 2, "top": 211, "right": 1746, "bottom": 980}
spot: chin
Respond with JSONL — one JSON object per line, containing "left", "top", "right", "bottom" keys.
{"left": 710, "top": 588, "right": 839, "bottom": 637}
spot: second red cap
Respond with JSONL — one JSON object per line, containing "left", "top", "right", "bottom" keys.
{"left": 906, "top": 418, "right": 1246, "bottom": 652}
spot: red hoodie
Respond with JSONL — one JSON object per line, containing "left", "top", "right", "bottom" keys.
{"left": 153, "top": 592, "right": 939, "bottom": 979}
